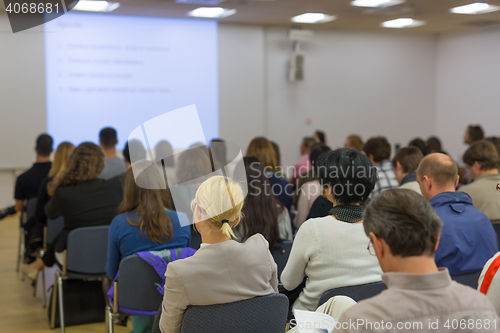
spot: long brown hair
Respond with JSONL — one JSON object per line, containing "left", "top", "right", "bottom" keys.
{"left": 48, "top": 142, "right": 75, "bottom": 178}
{"left": 119, "top": 167, "right": 174, "bottom": 243}
{"left": 48, "top": 142, "right": 104, "bottom": 195}
{"left": 246, "top": 137, "right": 277, "bottom": 173}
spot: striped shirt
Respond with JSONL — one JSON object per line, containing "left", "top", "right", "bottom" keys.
{"left": 370, "top": 161, "right": 399, "bottom": 198}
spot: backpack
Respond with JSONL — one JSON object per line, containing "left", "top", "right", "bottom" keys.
{"left": 107, "top": 247, "right": 197, "bottom": 315}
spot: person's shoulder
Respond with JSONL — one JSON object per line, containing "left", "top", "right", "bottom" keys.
{"left": 449, "top": 281, "right": 497, "bottom": 310}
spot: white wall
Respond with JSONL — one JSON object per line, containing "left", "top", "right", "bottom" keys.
{"left": 264, "top": 27, "right": 436, "bottom": 169}
{"left": 436, "top": 28, "right": 500, "bottom": 162}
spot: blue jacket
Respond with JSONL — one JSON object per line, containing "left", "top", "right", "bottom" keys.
{"left": 430, "top": 192, "right": 498, "bottom": 275}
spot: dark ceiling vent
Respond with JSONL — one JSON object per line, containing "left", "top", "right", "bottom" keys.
{"left": 463, "top": 20, "right": 500, "bottom": 27}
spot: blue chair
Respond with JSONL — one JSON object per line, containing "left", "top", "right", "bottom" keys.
{"left": 318, "top": 281, "right": 387, "bottom": 307}
{"left": 180, "top": 294, "right": 289, "bottom": 333}
{"left": 451, "top": 271, "right": 482, "bottom": 289}
{"left": 50, "top": 226, "right": 109, "bottom": 333}
{"left": 106, "top": 254, "right": 165, "bottom": 333}
{"left": 271, "top": 241, "right": 293, "bottom": 283}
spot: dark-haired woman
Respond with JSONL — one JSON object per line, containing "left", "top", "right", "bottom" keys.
{"left": 281, "top": 148, "right": 383, "bottom": 311}
{"left": 234, "top": 156, "right": 292, "bottom": 250}
{"left": 24, "top": 142, "right": 123, "bottom": 276}
{"left": 106, "top": 167, "right": 191, "bottom": 333}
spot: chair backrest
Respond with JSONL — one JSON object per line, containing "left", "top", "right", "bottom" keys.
{"left": 46, "top": 217, "right": 64, "bottom": 245}
{"left": 66, "top": 226, "right": 109, "bottom": 275}
{"left": 117, "top": 254, "right": 164, "bottom": 312}
{"left": 271, "top": 240, "right": 293, "bottom": 282}
{"left": 26, "top": 197, "right": 38, "bottom": 221}
{"left": 451, "top": 271, "right": 481, "bottom": 289}
{"left": 181, "top": 294, "right": 289, "bottom": 333}
{"left": 318, "top": 281, "right": 387, "bottom": 307}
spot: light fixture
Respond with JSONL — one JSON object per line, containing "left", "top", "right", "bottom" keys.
{"left": 351, "top": 0, "right": 404, "bottom": 8}
{"left": 188, "top": 7, "right": 236, "bottom": 18}
{"left": 291, "top": 13, "right": 336, "bottom": 24}
{"left": 381, "top": 18, "right": 425, "bottom": 28}
{"left": 450, "top": 2, "right": 500, "bottom": 14}
{"left": 73, "top": 1, "right": 120, "bottom": 12}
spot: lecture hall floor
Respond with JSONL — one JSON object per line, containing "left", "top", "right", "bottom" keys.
{"left": 0, "top": 215, "right": 132, "bottom": 333}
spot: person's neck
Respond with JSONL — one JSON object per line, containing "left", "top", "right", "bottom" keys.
{"left": 477, "top": 169, "right": 500, "bottom": 177}
{"left": 430, "top": 187, "right": 456, "bottom": 199}
{"left": 102, "top": 147, "right": 117, "bottom": 158}
{"left": 372, "top": 159, "right": 387, "bottom": 167}
{"left": 389, "top": 256, "right": 439, "bottom": 275}
{"left": 36, "top": 155, "right": 51, "bottom": 163}
{"left": 200, "top": 232, "right": 231, "bottom": 245}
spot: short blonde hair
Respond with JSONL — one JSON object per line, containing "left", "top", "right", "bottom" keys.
{"left": 191, "top": 176, "right": 245, "bottom": 239}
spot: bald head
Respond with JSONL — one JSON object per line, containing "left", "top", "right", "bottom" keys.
{"left": 417, "top": 153, "right": 458, "bottom": 190}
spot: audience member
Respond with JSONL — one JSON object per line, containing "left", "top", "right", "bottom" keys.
{"left": 27, "top": 142, "right": 74, "bottom": 253}
{"left": 99, "top": 127, "right": 127, "bottom": 180}
{"left": 363, "top": 136, "right": 398, "bottom": 197}
{"left": 314, "top": 130, "right": 326, "bottom": 145}
{"left": 155, "top": 140, "right": 176, "bottom": 185}
{"left": 14, "top": 134, "right": 53, "bottom": 213}
{"left": 106, "top": 167, "right": 191, "bottom": 333}
{"left": 478, "top": 252, "right": 500, "bottom": 316}
{"left": 427, "top": 136, "right": 444, "bottom": 154}
{"left": 334, "top": 189, "right": 499, "bottom": 333}
{"left": 486, "top": 136, "right": 500, "bottom": 160}
{"left": 392, "top": 146, "right": 424, "bottom": 194}
{"left": 460, "top": 140, "right": 500, "bottom": 225}
{"left": 246, "top": 137, "right": 292, "bottom": 210}
{"left": 294, "top": 144, "right": 331, "bottom": 229}
{"left": 281, "top": 149, "right": 382, "bottom": 311}
{"left": 290, "top": 137, "right": 316, "bottom": 182}
{"left": 344, "top": 134, "right": 364, "bottom": 151}
{"left": 23, "top": 142, "right": 123, "bottom": 279}
{"left": 417, "top": 153, "right": 498, "bottom": 274}
{"left": 159, "top": 176, "right": 278, "bottom": 333}
{"left": 464, "top": 124, "right": 485, "bottom": 145}
{"left": 233, "top": 156, "right": 292, "bottom": 247}
{"left": 174, "top": 146, "right": 213, "bottom": 222}
{"left": 409, "top": 137, "right": 430, "bottom": 156}
{"left": 270, "top": 141, "right": 282, "bottom": 170}
{"left": 209, "top": 138, "right": 226, "bottom": 169}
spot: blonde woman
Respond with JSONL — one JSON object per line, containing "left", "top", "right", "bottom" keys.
{"left": 25, "top": 142, "right": 75, "bottom": 256}
{"left": 159, "top": 176, "right": 278, "bottom": 333}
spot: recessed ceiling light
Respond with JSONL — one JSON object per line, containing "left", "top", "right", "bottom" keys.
{"left": 450, "top": 2, "right": 500, "bottom": 14}
{"left": 73, "top": 1, "right": 120, "bottom": 12}
{"left": 291, "top": 13, "right": 336, "bottom": 24}
{"left": 188, "top": 7, "right": 236, "bottom": 18}
{"left": 381, "top": 18, "right": 425, "bottom": 28}
{"left": 351, "top": 0, "right": 404, "bottom": 8}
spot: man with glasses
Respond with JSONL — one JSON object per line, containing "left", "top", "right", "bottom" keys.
{"left": 335, "top": 189, "right": 498, "bottom": 333}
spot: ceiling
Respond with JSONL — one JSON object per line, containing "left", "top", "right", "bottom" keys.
{"left": 4, "top": 0, "right": 500, "bottom": 34}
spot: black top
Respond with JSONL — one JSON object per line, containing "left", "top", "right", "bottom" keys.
{"left": 34, "top": 176, "right": 52, "bottom": 227}
{"left": 45, "top": 177, "right": 123, "bottom": 252}
{"left": 307, "top": 195, "right": 333, "bottom": 220}
{"left": 14, "top": 162, "right": 52, "bottom": 200}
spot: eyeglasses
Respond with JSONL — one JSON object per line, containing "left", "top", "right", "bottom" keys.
{"left": 367, "top": 240, "right": 376, "bottom": 256}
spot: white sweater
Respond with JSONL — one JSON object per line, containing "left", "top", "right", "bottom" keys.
{"left": 281, "top": 216, "right": 383, "bottom": 311}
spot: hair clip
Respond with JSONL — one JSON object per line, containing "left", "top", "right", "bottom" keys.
{"left": 222, "top": 219, "right": 229, "bottom": 224}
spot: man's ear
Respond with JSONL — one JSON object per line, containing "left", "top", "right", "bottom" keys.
{"left": 369, "top": 154, "right": 375, "bottom": 163}
{"left": 455, "top": 175, "right": 460, "bottom": 188}
{"left": 434, "top": 234, "right": 441, "bottom": 252}
{"left": 231, "top": 217, "right": 240, "bottom": 228}
{"left": 369, "top": 232, "right": 384, "bottom": 258}
{"left": 423, "top": 175, "right": 432, "bottom": 192}
{"left": 396, "top": 161, "right": 403, "bottom": 172}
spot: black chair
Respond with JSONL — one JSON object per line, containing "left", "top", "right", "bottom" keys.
{"left": 451, "top": 271, "right": 482, "bottom": 289}
{"left": 17, "top": 198, "right": 38, "bottom": 280}
{"left": 271, "top": 240, "right": 293, "bottom": 283}
{"left": 318, "top": 281, "right": 387, "bottom": 307}
{"left": 178, "top": 294, "right": 289, "bottom": 333}
{"left": 50, "top": 226, "right": 109, "bottom": 333}
{"left": 106, "top": 254, "right": 165, "bottom": 333}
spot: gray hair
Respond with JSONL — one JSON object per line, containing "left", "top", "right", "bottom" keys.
{"left": 363, "top": 189, "right": 443, "bottom": 257}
